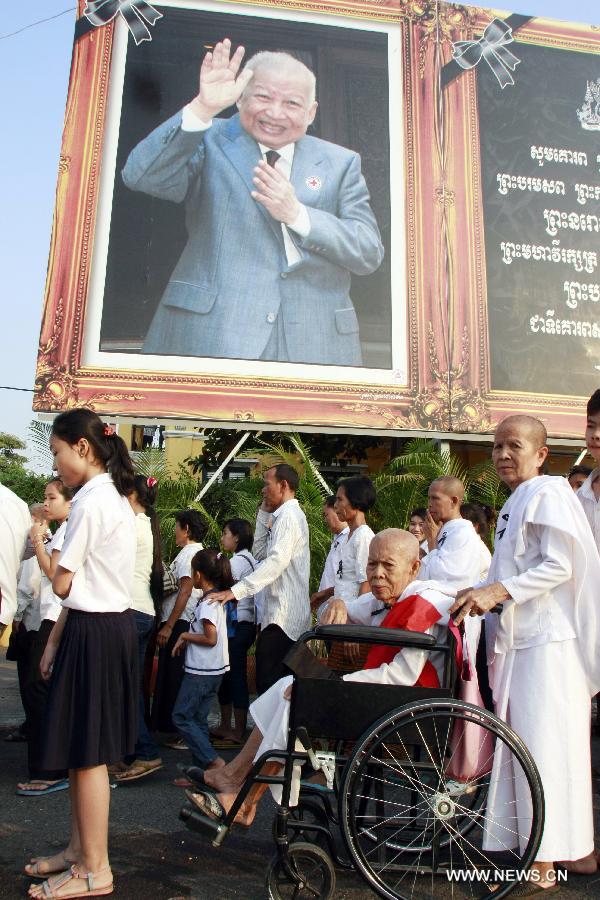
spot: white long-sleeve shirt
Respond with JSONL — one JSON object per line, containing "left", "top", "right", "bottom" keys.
{"left": 419, "top": 517, "right": 486, "bottom": 589}
{"left": 0, "top": 485, "right": 30, "bottom": 625}
{"left": 576, "top": 470, "right": 600, "bottom": 551}
{"left": 232, "top": 499, "right": 310, "bottom": 640}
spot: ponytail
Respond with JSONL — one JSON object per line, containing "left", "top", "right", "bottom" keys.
{"left": 191, "top": 548, "right": 234, "bottom": 591}
{"left": 52, "top": 409, "right": 135, "bottom": 496}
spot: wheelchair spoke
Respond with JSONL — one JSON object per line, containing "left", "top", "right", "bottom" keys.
{"left": 340, "top": 700, "right": 544, "bottom": 900}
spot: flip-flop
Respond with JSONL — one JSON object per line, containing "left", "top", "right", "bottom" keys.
{"left": 17, "top": 780, "right": 69, "bottom": 797}
{"left": 114, "top": 760, "right": 163, "bottom": 783}
{"left": 176, "top": 764, "right": 218, "bottom": 791}
{"left": 173, "top": 777, "right": 193, "bottom": 788}
{"left": 184, "top": 789, "right": 227, "bottom": 822}
{"left": 184, "top": 789, "right": 252, "bottom": 828}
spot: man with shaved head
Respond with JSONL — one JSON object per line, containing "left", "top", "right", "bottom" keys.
{"left": 452, "top": 414, "right": 600, "bottom": 886}
{"left": 123, "top": 38, "right": 383, "bottom": 365}
{"left": 420, "top": 474, "right": 490, "bottom": 671}
{"left": 182, "top": 528, "right": 456, "bottom": 826}
{"left": 421, "top": 475, "right": 491, "bottom": 588}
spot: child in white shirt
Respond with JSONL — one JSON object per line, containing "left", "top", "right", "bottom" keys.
{"left": 172, "top": 549, "right": 231, "bottom": 778}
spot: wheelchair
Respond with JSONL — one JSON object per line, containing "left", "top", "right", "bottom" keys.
{"left": 180, "top": 623, "right": 544, "bottom": 899}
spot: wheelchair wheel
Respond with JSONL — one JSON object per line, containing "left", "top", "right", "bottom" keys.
{"left": 265, "top": 842, "right": 336, "bottom": 899}
{"left": 339, "top": 698, "right": 544, "bottom": 900}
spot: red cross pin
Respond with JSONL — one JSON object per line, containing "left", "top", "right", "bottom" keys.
{"left": 305, "top": 176, "right": 322, "bottom": 190}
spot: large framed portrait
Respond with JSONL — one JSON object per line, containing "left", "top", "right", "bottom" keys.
{"left": 34, "top": 0, "right": 600, "bottom": 438}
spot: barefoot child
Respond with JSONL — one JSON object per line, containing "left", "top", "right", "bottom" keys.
{"left": 172, "top": 550, "right": 231, "bottom": 781}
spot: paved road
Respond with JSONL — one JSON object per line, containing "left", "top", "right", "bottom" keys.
{"left": 1, "top": 654, "right": 599, "bottom": 898}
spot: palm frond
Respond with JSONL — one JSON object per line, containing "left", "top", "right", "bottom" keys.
{"left": 28, "top": 420, "right": 54, "bottom": 473}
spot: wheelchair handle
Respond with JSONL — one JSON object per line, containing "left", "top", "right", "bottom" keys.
{"left": 302, "top": 624, "right": 437, "bottom": 650}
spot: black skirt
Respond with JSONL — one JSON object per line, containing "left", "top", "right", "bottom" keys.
{"left": 41, "top": 609, "right": 139, "bottom": 770}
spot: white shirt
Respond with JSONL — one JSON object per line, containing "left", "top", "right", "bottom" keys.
{"left": 131, "top": 513, "right": 155, "bottom": 617}
{"left": 39, "top": 521, "right": 68, "bottom": 622}
{"left": 419, "top": 518, "right": 484, "bottom": 589}
{"left": 180, "top": 106, "right": 311, "bottom": 266}
{"left": 576, "top": 470, "right": 600, "bottom": 551}
{"left": 184, "top": 596, "right": 230, "bottom": 676}
{"left": 161, "top": 542, "right": 203, "bottom": 623}
{"left": 232, "top": 499, "right": 311, "bottom": 641}
{"left": 16, "top": 557, "right": 42, "bottom": 632}
{"left": 59, "top": 474, "right": 136, "bottom": 613}
{"left": 230, "top": 550, "right": 258, "bottom": 623}
{"left": 0, "top": 484, "right": 30, "bottom": 625}
{"left": 333, "top": 524, "right": 374, "bottom": 603}
{"left": 318, "top": 527, "right": 350, "bottom": 592}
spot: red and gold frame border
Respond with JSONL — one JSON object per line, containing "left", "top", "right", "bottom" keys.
{"left": 33, "top": 1, "right": 599, "bottom": 437}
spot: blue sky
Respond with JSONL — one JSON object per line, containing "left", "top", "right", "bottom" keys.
{"left": 1, "top": 1, "right": 599, "bottom": 458}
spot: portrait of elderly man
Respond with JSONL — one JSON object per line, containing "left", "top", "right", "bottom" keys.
{"left": 180, "top": 529, "right": 455, "bottom": 826}
{"left": 122, "top": 38, "right": 384, "bottom": 366}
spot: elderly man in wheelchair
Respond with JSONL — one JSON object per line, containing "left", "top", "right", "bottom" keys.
{"left": 180, "top": 528, "right": 543, "bottom": 900}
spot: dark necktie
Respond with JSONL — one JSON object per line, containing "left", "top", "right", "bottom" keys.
{"left": 265, "top": 150, "right": 280, "bottom": 168}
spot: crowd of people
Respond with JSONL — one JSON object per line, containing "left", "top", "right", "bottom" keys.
{"left": 0, "top": 391, "right": 599, "bottom": 897}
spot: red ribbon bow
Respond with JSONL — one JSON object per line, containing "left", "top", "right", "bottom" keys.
{"left": 147, "top": 476, "right": 158, "bottom": 488}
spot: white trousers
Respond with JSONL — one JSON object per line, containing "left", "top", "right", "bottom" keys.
{"left": 484, "top": 640, "right": 593, "bottom": 860}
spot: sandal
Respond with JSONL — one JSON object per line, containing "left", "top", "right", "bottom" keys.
{"left": 24, "top": 853, "right": 76, "bottom": 879}
{"left": 17, "top": 779, "right": 70, "bottom": 797}
{"left": 163, "top": 737, "right": 188, "bottom": 750}
{"left": 113, "top": 759, "right": 163, "bottom": 783}
{"left": 184, "top": 789, "right": 251, "bottom": 828}
{"left": 28, "top": 865, "right": 113, "bottom": 898}
{"left": 185, "top": 789, "right": 227, "bottom": 822}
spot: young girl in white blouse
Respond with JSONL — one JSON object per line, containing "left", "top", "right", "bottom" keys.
{"left": 26, "top": 409, "right": 137, "bottom": 900}
{"left": 18, "top": 479, "right": 73, "bottom": 797}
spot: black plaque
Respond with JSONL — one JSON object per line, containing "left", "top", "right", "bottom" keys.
{"left": 477, "top": 40, "right": 600, "bottom": 396}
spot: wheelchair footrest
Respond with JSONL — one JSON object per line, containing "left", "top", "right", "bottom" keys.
{"left": 179, "top": 803, "right": 229, "bottom": 847}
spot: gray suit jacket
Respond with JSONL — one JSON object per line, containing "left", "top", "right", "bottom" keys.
{"left": 122, "top": 112, "right": 384, "bottom": 365}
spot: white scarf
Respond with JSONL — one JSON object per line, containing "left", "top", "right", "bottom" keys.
{"left": 487, "top": 475, "right": 600, "bottom": 694}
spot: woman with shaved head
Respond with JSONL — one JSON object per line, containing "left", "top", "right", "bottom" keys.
{"left": 452, "top": 414, "right": 600, "bottom": 890}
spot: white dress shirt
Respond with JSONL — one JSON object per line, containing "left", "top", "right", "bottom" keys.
{"left": 39, "top": 520, "right": 68, "bottom": 622}
{"left": 131, "top": 513, "right": 156, "bottom": 617}
{"left": 59, "top": 474, "right": 135, "bottom": 613}
{"left": 334, "top": 523, "right": 375, "bottom": 603}
{"left": 0, "top": 484, "right": 31, "bottom": 625}
{"left": 576, "top": 469, "right": 600, "bottom": 551}
{"left": 318, "top": 526, "right": 349, "bottom": 591}
{"left": 181, "top": 105, "right": 311, "bottom": 265}
{"left": 419, "top": 518, "right": 484, "bottom": 589}
{"left": 232, "top": 499, "right": 311, "bottom": 641}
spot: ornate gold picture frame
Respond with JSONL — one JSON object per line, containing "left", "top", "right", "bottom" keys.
{"left": 34, "top": 1, "right": 600, "bottom": 437}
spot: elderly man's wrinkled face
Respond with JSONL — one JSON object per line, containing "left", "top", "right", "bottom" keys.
{"left": 238, "top": 66, "right": 317, "bottom": 149}
{"left": 492, "top": 422, "right": 548, "bottom": 490}
{"left": 366, "top": 537, "right": 420, "bottom": 603}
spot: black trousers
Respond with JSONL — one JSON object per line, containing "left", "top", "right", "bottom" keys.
{"left": 15, "top": 625, "right": 35, "bottom": 736}
{"left": 22, "top": 619, "right": 67, "bottom": 780}
{"left": 151, "top": 620, "right": 190, "bottom": 732}
{"left": 255, "top": 624, "right": 295, "bottom": 696}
